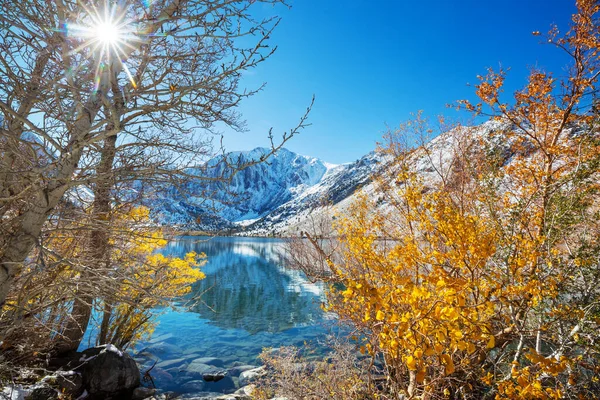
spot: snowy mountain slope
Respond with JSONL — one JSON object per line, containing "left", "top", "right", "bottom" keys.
{"left": 243, "top": 150, "right": 387, "bottom": 235}
{"left": 241, "top": 120, "right": 513, "bottom": 236}
{"left": 150, "top": 147, "right": 334, "bottom": 229}
{"left": 150, "top": 120, "right": 513, "bottom": 235}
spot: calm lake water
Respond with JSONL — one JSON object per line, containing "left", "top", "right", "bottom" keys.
{"left": 133, "top": 236, "right": 336, "bottom": 396}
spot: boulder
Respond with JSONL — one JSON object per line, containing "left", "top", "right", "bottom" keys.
{"left": 227, "top": 364, "right": 257, "bottom": 377}
{"left": 78, "top": 345, "right": 140, "bottom": 398}
{"left": 25, "top": 384, "right": 59, "bottom": 400}
{"left": 238, "top": 366, "right": 266, "bottom": 386}
{"left": 202, "top": 375, "right": 236, "bottom": 393}
{"left": 132, "top": 386, "right": 157, "bottom": 400}
{"left": 189, "top": 357, "right": 225, "bottom": 368}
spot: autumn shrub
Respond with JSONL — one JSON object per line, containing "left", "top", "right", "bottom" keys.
{"left": 0, "top": 205, "right": 205, "bottom": 359}
{"left": 254, "top": 340, "right": 372, "bottom": 400}
{"left": 290, "top": 1, "right": 600, "bottom": 398}
{"left": 315, "top": 120, "right": 600, "bottom": 399}
{"left": 93, "top": 206, "right": 206, "bottom": 349}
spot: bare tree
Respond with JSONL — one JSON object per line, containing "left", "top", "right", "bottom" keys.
{"left": 0, "top": 0, "right": 309, "bottom": 311}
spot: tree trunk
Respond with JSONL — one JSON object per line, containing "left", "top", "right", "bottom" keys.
{"left": 54, "top": 68, "right": 123, "bottom": 353}
{"left": 54, "top": 131, "right": 117, "bottom": 354}
{"left": 0, "top": 88, "right": 105, "bottom": 309}
{"left": 98, "top": 301, "right": 113, "bottom": 345}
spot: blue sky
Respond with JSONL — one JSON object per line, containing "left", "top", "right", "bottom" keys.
{"left": 220, "top": 0, "right": 577, "bottom": 164}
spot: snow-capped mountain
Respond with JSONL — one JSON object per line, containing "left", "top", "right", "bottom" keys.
{"left": 244, "top": 150, "right": 387, "bottom": 235}
{"left": 150, "top": 147, "right": 342, "bottom": 231}
{"left": 151, "top": 120, "right": 514, "bottom": 235}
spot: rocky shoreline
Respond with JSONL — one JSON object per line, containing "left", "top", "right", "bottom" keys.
{"left": 1, "top": 344, "right": 280, "bottom": 400}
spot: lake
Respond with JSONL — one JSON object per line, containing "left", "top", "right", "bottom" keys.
{"left": 133, "top": 236, "right": 336, "bottom": 396}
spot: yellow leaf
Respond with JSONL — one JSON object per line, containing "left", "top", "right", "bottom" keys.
{"left": 452, "top": 329, "right": 464, "bottom": 340}
{"left": 406, "top": 355, "right": 418, "bottom": 370}
{"left": 376, "top": 310, "right": 385, "bottom": 321}
{"left": 441, "top": 354, "right": 455, "bottom": 375}
{"left": 467, "top": 342, "right": 476, "bottom": 354}
{"left": 487, "top": 335, "right": 495, "bottom": 349}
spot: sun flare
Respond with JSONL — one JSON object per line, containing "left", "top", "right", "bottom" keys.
{"left": 64, "top": 1, "right": 141, "bottom": 90}
{"left": 94, "top": 21, "right": 121, "bottom": 45}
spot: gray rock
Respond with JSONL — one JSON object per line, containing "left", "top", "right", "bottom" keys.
{"left": 191, "top": 357, "right": 225, "bottom": 368}
{"left": 132, "top": 387, "right": 157, "bottom": 400}
{"left": 157, "top": 358, "right": 187, "bottom": 369}
{"left": 238, "top": 366, "right": 266, "bottom": 386}
{"left": 227, "top": 365, "right": 257, "bottom": 377}
{"left": 25, "top": 385, "right": 58, "bottom": 400}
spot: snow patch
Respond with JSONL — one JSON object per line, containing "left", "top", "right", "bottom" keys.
{"left": 103, "top": 344, "right": 123, "bottom": 357}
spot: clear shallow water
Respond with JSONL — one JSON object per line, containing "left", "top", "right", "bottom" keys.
{"left": 133, "top": 236, "right": 336, "bottom": 395}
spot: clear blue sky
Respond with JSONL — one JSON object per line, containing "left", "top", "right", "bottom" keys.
{"left": 219, "top": 0, "right": 577, "bottom": 164}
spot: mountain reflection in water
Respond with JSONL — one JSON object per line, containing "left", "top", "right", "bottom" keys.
{"left": 161, "top": 236, "right": 327, "bottom": 334}
{"left": 132, "top": 237, "right": 336, "bottom": 395}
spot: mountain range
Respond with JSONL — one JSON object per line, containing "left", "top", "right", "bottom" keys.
{"left": 150, "top": 120, "right": 509, "bottom": 236}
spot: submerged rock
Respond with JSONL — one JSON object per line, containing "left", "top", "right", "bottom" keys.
{"left": 227, "top": 364, "right": 257, "bottom": 377}
{"left": 190, "top": 357, "right": 225, "bottom": 368}
{"left": 142, "top": 342, "right": 183, "bottom": 357}
{"left": 186, "top": 361, "right": 223, "bottom": 379}
{"left": 156, "top": 358, "right": 187, "bottom": 369}
{"left": 202, "top": 375, "right": 235, "bottom": 393}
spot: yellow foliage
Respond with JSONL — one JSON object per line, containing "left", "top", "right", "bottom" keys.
{"left": 321, "top": 5, "right": 600, "bottom": 394}
{"left": 100, "top": 206, "right": 206, "bottom": 348}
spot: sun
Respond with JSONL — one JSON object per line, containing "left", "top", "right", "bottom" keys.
{"left": 65, "top": 3, "right": 130, "bottom": 59}
{"left": 64, "top": 1, "right": 140, "bottom": 89}
{"left": 94, "top": 21, "right": 121, "bottom": 45}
